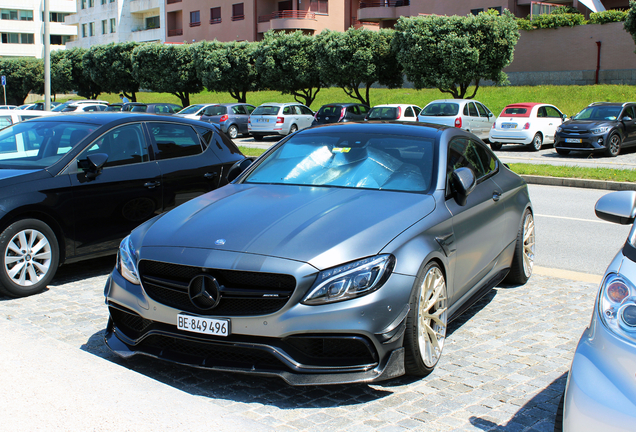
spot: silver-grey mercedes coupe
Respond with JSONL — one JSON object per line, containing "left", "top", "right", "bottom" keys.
{"left": 104, "top": 121, "right": 534, "bottom": 385}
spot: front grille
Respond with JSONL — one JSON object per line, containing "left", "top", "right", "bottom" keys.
{"left": 558, "top": 142, "right": 594, "bottom": 149}
{"left": 138, "top": 260, "right": 297, "bottom": 316}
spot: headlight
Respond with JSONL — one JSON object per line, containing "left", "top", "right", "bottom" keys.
{"left": 117, "top": 235, "right": 140, "bottom": 285}
{"left": 598, "top": 273, "right": 636, "bottom": 341}
{"left": 302, "top": 255, "right": 395, "bottom": 305}
{"left": 556, "top": 126, "right": 562, "bottom": 133}
{"left": 591, "top": 126, "right": 610, "bottom": 134}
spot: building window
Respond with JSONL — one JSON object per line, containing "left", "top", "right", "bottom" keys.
{"left": 110, "top": 18, "right": 116, "bottom": 33}
{"left": 146, "top": 16, "right": 160, "bottom": 29}
{"left": 88, "top": 0, "right": 94, "bottom": 7}
{"left": 102, "top": 19, "right": 107, "bottom": 34}
{"left": 49, "top": 12, "right": 69, "bottom": 22}
{"left": 101, "top": 0, "right": 106, "bottom": 4}
{"left": 20, "top": 10, "right": 33, "bottom": 20}
{"left": 89, "top": 22, "right": 95, "bottom": 36}
{"left": 51, "top": 35, "right": 71, "bottom": 45}
{"left": 1, "top": 33, "right": 35, "bottom": 44}
{"left": 309, "top": 0, "right": 327, "bottom": 14}
{"left": 190, "top": 10, "right": 200, "bottom": 26}
{"left": 81, "top": 0, "right": 86, "bottom": 9}
{"left": 470, "top": 8, "right": 484, "bottom": 15}
{"left": 210, "top": 7, "right": 221, "bottom": 24}
{"left": 110, "top": 0, "right": 115, "bottom": 3}
{"left": 1, "top": 9, "right": 33, "bottom": 21}
{"left": 0, "top": 9, "right": 17, "bottom": 20}
{"left": 81, "top": 23, "right": 87, "bottom": 37}
{"left": 231, "top": 3, "right": 244, "bottom": 21}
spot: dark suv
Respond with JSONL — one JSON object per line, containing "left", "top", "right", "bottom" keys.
{"left": 554, "top": 102, "right": 636, "bottom": 157}
{"left": 312, "top": 103, "right": 370, "bottom": 125}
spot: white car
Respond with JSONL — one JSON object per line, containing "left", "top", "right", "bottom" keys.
{"left": 174, "top": 104, "right": 220, "bottom": 120}
{"left": 489, "top": 103, "right": 566, "bottom": 151}
{"left": 417, "top": 99, "right": 494, "bottom": 141}
{"left": 0, "top": 110, "right": 56, "bottom": 129}
{"left": 52, "top": 100, "right": 109, "bottom": 113}
{"left": 0, "top": 111, "right": 57, "bottom": 160}
{"left": 366, "top": 104, "right": 421, "bottom": 122}
{"left": 248, "top": 102, "right": 314, "bottom": 140}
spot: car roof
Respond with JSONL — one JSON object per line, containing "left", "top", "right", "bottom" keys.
{"left": 588, "top": 102, "right": 630, "bottom": 107}
{"left": 503, "top": 103, "right": 542, "bottom": 109}
{"left": 319, "top": 103, "right": 366, "bottom": 107}
{"left": 23, "top": 112, "right": 218, "bottom": 127}
{"left": 371, "top": 104, "right": 416, "bottom": 108}
{"left": 257, "top": 102, "right": 303, "bottom": 107}
{"left": 303, "top": 121, "right": 448, "bottom": 137}
{"left": 427, "top": 99, "right": 477, "bottom": 104}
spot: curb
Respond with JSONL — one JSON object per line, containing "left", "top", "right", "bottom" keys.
{"left": 520, "top": 175, "right": 636, "bottom": 191}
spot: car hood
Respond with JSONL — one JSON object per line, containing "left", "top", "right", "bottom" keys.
{"left": 141, "top": 184, "right": 435, "bottom": 270}
{"left": 561, "top": 120, "right": 613, "bottom": 130}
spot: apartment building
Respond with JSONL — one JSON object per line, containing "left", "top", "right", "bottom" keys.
{"left": 165, "top": 0, "right": 628, "bottom": 43}
{"left": 65, "top": 0, "right": 164, "bottom": 49}
{"left": 0, "top": 0, "right": 77, "bottom": 58}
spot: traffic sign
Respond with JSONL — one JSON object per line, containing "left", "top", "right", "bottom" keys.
{"left": 1, "top": 76, "right": 5, "bottom": 86}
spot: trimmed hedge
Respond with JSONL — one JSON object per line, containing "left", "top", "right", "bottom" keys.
{"left": 589, "top": 10, "right": 628, "bottom": 24}
{"left": 518, "top": 10, "right": 627, "bottom": 30}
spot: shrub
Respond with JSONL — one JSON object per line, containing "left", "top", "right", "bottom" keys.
{"left": 589, "top": 10, "right": 627, "bottom": 24}
{"left": 530, "top": 13, "right": 587, "bottom": 29}
{"left": 516, "top": 18, "right": 534, "bottom": 30}
{"left": 550, "top": 6, "right": 581, "bottom": 15}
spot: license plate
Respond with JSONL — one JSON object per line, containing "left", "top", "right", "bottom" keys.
{"left": 257, "top": 118, "right": 269, "bottom": 123}
{"left": 177, "top": 314, "right": 230, "bottom": 337}
{"left": 565, "top": 138, "right": 582, "bottom": 143}
{"left": 501, "top": 123, "right": 517, "bottom": 129}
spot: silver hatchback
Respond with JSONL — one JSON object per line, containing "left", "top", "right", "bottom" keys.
{"left": 248, "top": 102, "right": 314, "bottom": 141}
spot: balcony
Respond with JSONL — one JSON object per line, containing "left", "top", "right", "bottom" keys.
{"left": 50, "top": 0, "right": 77, "bottom": 13}
{"left": 257, "top": 10, "right": 317, "bottom": 33}
{"left": 357, "top": 0, "right": 410, "bottom": 22}
{"left": 130, "top": 0, "right": 161, "bottom": 14}
{"left": 168, "top": 28, "right": 183, "bottom": 37}
{"left": 167, "top": 0, "right": 181, "bottom": 3}
{"left": 130, "top": 26, "right": 162, "bottom": 42}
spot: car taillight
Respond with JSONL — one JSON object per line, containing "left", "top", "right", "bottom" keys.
{"left": 524, "top": 122, "right": 530, "bottom": 130}
{"left": 314, "top": 111, "right": 318, "bottom": 121}
{"left": 455, "top": 117, "right": 462, "bottom": 128}
{"left": 248, "top": 118, "right": 251, "bottom": 124}
{"left": 492, "top": 122, "right": 496, "bottom": 129}
{"left": 276, "top": 117, "right": 284, "bottom": 124}
{"left": 339, "top": 107, "right": 346, "bottom": 121}
{"left": 397, "top": 107, "right": 402, "bottom": 119}
{"left": 219, "top": 114, "right": 228, "bottom": 122}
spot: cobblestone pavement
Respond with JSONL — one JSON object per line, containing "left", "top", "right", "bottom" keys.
{"left": 1, "top": 257, "right": 597, "bottom": 431}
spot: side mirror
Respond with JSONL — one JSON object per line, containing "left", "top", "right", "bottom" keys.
{"left": 623, "top": 116, "right": 633, "bottom": 122}
{"left": 562, "top": 114, "right": 567, "bottom": 121}
{"left": 80, "top": 153, "right": 108, "bottom": 180}
{"left": 595, "top": 191, "right": 636, "bottom": 225}
{"left": 488, "top": 112, "right": 493, "bottom": 118}
{"left": 227, "top": 157, "right": 253, "bottom": 183}
{"left": 451, "top": 167, "right": 476, "bottom": 206}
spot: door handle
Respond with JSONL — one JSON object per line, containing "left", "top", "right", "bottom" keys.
{"left": 204, "top": 172, "right": 218, "bottom": 180}
{"left": 144, "top": 181, "right": 160, "bottom": 189}
{"left": 492, "top": 191, "right": 501, "bottom": 202}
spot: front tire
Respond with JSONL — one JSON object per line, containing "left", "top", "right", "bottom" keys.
{"left": 504, "top": 209, "right": 535, "bottom": 285}
{"left": 605, "top": 133, "right": 621, "bottom": 157}
{"left": 0, "top": 219, "right": 59, "bottom": 298}
{"left": 404, "top": 262, "right": 448, "bottom": 376}
{"left": 555, "top": 148, "right": 570, "bottom": 156}
{"left": 530, "top": 133, "right": 543, "bottom": 151}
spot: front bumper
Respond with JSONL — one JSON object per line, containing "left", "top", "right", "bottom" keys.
{"left": 554, "top": 132, "right": 609, "bottom": 152}
{"left": 104, "top": 251, "right": 414, "bottom": 385}
{"left": 563, "top": 314, "right": 636, "bottom": 431}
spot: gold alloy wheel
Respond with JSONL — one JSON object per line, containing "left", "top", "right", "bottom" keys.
{"left": 418, "top": 266, "right": 448, "bottom": 368}
{"left": 523, "top": 212, "right": 536, "bottom": 278}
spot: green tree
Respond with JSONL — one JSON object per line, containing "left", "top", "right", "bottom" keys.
{"left": 131, "top": 43, "right": 202, "bottom": 107}
{"left": 255, "top": 30, "right": 322, "bottom": 107}
{"left": 0, "top": 58, "right": 43, "bottom": 105}
{"left": 393, "top": 10, "right": 519, "bottom": 99}
{"left": 83, "top": 42, "right": 139, "bottom": 102}
{"left": 315, "top": 28, "right": 402, "bottom": 107}
{"left": 56, "top": 47, "right": 101, "bottom": 99}
{"left": 624, "top": 0, "right": 636, "bottom": 48}
{"left": 193, "top": 41, "right": 259, "bottom": 103}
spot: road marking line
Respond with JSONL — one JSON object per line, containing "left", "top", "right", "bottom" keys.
{"left": 535, "top": 213, "right": 614, "bottom": 225}
{"left": 533, "top": 265, "right": 601, "bottom": 284}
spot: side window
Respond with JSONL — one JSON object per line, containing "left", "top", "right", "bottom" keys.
{"left": 463, "top": 104, "right": 469, "bottom": 116}
{"left": 283, "top": 106, "right": 293, "bottom": 115}
{"left": 232, "top": 105, "right": 246, "bottom": 115}
{"left": 623, "top": 106, "right": 636, "bottom": 119}
{"left": 245, "top": 105, "right": 255, "bottom": 115}
{"left": 294, "top": 106, "right": 304, "bottom": 115}
{"left": 476, "top": 103, "right": 488, "bottom": 118}
{"left": 468, "top": 103, "right": 478, "bottom": 117}
{"left": 413, "top": 106, "right": 422, "bottom": 116}
{"left": 348, "top": 106, "right": 359, "bottom": 115}
{"left": 359, "top": 105, "right": 369, "bottom": 115}
{"left": 195, "top": 126, "right": 213, "bottom": 149}
{"left": 79, "top": 123, "right": 148, "bottom": 169}
{"left": 537, "top": 107, "right": 547, "bottom": 118}
{"left": 149, "top": 123, "right": 203, "bottom": 160}
{"left": 545, "top": 106, "right": 561, "bottom": 118}
{"left": 300, "top": 106, "right": 313, "bottom": 115}
{"left": 0, "top": 116, "right": 12, "bottom": 129}
{"left": 404, "top": 107, "right": 415, "bottom": 118}
{"left": 447, "top": 138, "right": 497, "bottom": 189}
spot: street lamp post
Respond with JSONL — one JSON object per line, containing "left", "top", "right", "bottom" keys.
{"left": 44, "top": 0, "right": 51, "bottom": 111}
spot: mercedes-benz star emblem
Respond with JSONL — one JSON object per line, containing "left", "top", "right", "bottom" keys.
{"left": 188, "top": 274, "right": 221, "bottom": 310}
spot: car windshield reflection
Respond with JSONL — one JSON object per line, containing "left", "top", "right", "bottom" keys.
{"left": 244, "top": 132, "right": 435, "bottom": 193}
{"left": 573, "top": 106, "right": 622, "bottom": 121}
{"left": 0, "top": 121, "right": 96, "bottom": 168}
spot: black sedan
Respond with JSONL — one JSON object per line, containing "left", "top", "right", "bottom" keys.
{"left": 0, "top": 113, "right": 245, "bottom": 298}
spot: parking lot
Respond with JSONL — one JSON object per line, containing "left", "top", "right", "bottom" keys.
{"left": 1, "top": 254, "right": 596, "bottom": 431}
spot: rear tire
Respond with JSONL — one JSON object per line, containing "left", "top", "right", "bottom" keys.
{"left": 404, "top": 262, "right": 448, "bottom": 377}
{"left": 289, "top": 124, "right": 298, "bottom": 134}
{"left": 0, "top": 219, "right": 59, "bottom": 298}
{"left": 504, "top": 209, "right": 535, "bottom": 285}
{"left": 227, "top": 125, "right": 239, "bottom": 140}
{"left": 490, "top": 142, "right": 502, "bottom": 151}
{"left": 530, "top": 133, "right": 543, "bottom": 151}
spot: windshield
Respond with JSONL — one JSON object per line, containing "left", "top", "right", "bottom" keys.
{"left": 367, "top": 107, "right": 398, "bottom": 120}
{"left": 178, "top": 104, "right": 205, "bottom": 115}
{"left": 253, "top": 106, "right": 280, "bottom": 116}
{"left": 573, "top": 106, "right": 622, "bottom": 121}
{"left": 421, "top": 103, "right": 459, "bottom": 116}
{"left": 129, "top": 105, "right": 148, "bottom": 112}
{"left": 0, "top": 121, "right": 96, "bottom": 168}
{"left": 244, "top": 132, "right": 435, "bottom": 193}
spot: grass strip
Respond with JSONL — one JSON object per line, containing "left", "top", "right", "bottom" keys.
{"left": 237, "top": 148, "right": 636, "bottom": 183}
{"left": 509, "top": 163, "right": 636, "bottom": 183}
